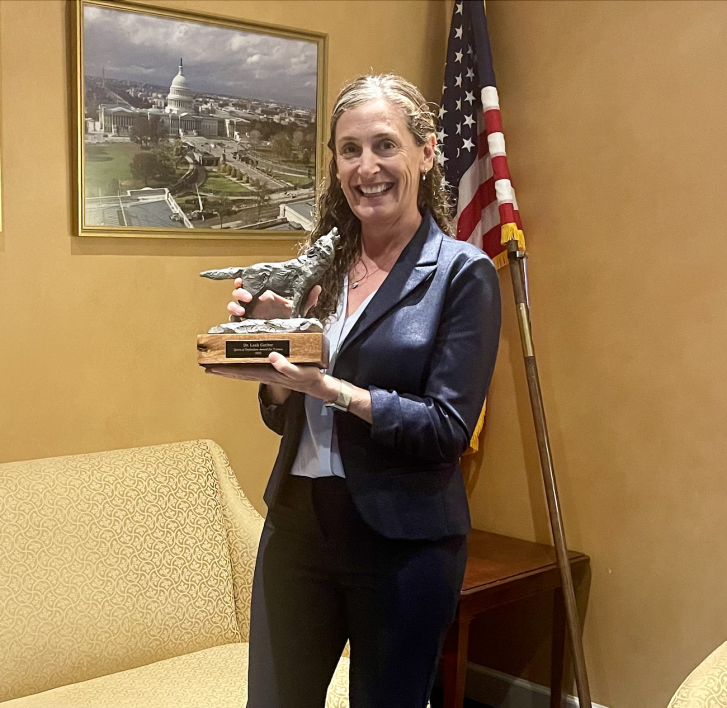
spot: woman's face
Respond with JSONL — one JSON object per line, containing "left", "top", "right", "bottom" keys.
{"left": 334, "top": 98, "right": 435, "bottom": 229}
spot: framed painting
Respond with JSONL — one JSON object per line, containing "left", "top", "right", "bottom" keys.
{"left": 72, "top": 0, "right": 327, "bottom": 238}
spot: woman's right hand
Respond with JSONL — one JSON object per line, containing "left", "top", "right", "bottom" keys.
{"left": 227, "top": 278, "right": 293, "bottom": 320}
{"left": 222, "top": 279, "right": 321, "bottom": 405}
{"left": 227, "top": 279, "right": 321, "bottom": 320}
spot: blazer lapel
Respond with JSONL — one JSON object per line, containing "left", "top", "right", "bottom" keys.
{"left": 336, "top": 214, "right": 443, "bottom": 359}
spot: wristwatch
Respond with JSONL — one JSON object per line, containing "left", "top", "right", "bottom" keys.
{"left": 324, "top": 379, "right": 354, "bottom": 412}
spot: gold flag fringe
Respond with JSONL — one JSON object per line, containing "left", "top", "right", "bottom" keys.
{"left": 492, "top": 251, "right": 509, "bottom": 270}
{"left": 463, "top": 399, "right": 487, "bottom": 456}
{"left": 501, "top": 222, "right": 526, "bottom": 251}
{"left": 462, "top": 224, "right": 525, "bottom": 455}
{"left": 463, "top": 223, "right": 525, "bottom": 455}
{"left": 491, "top": 223, "right": 525, "bottom": 270}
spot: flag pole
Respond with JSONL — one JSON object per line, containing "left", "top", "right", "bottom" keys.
{"left": 437, "top": 1, "right": 593, "bottom": 698}
{"left": 505, "top": 238, "right": 592, "bottom": 707}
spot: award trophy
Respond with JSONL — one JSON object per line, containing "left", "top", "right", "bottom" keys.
{"left": 197, "top": 228, "right": 340, "bottom": 368}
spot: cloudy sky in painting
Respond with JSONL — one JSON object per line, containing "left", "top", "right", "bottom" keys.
{"left": 83, "top": 5, "right": 318, "bottom": 108}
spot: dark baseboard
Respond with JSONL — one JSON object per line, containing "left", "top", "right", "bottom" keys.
{"left": 429, "top": 685, "right": 494, "bottom": 708}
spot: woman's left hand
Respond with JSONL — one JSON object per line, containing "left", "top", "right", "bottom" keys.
{"left": 206, "top": 352, "right": 338, "bottom": 402}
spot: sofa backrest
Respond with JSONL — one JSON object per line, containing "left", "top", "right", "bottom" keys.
{"left": 0, "top": 439, "right": 242, "bottom": 702}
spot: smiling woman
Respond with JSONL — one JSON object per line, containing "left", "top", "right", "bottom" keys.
{"left": 210, "top": 74, "right": 502, "bottom": 708}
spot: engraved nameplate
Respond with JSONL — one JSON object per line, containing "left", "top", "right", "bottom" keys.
{"left": 225, "top": 340, "right": 291, "bottom": 359}
{"left": 198, "top": 332, "right": 327, "bottom": 367}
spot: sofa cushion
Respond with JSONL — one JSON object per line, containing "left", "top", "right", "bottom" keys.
{"left": 1, "top": 642, "right": 351, "bottom": 708}
{"left": 0, "top": 441, "right": 240, "bottom": 702}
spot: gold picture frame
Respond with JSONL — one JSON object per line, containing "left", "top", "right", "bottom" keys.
{"left": 71, "top": 0, "right": 327, "bottom": 239}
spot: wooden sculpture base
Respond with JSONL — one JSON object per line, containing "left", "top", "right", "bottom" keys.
{"left": 197, "top": 332, "right": 329, "bottom": 367}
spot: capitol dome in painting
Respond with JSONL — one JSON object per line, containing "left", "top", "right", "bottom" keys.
{"left": 166, "top": 58, "right": 194, "bottom": 114}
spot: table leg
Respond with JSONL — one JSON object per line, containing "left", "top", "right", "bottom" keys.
{"left": 550, "top": 587, "right": 567, "bottom": 708}
{"left": 442, "top": 618, "right": 471, "bottom": 708}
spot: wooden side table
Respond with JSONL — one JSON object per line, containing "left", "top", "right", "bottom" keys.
{"left": 441, "top": 530, "right": 590, "bottom": 708}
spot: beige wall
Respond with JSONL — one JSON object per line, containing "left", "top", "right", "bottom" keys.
{"left": 469, "top": 2, "right": 727, "bottom": 707}
{"left": 3, "top": 2, "right": 727, "bottom": 708}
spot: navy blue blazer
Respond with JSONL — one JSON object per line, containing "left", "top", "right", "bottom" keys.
{"left": 259, "top": 213, "right": 501, "bottom": 541}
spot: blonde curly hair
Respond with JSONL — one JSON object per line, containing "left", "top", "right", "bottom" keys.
{"left": 305, "top": 74, "right": 453, "bottom": 321}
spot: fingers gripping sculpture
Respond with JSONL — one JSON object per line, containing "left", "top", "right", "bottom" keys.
{"left": 200, "top": 228, "right": 340, "bottom": 318}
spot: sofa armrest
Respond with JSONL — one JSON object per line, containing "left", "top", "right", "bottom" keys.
{"left": 668, "top": 641, "right": 727, "bottom": 708}
{"left": 204, "top": 440, "right": 265, "bottom": 643}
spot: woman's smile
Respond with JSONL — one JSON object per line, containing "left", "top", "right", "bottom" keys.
{"left": 357, "top": 182, "right": 395, "bottom": 197}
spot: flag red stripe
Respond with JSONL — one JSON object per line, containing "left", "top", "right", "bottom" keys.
{"left": 490, "top": 154, "right": 511, "bottom": 181}
{"left": 499, "top": 202, "right": 516, "bottom": 225}
{"left": 482, "top": 223, "right": 504, "bottom": 256}
{"left": 458, "top": 176, "right": 497, "bottom": 239}
{"left": 484, "top": 108, "right": 502, "bottom": 134}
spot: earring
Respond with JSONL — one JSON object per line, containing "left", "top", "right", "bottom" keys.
{"left": 422, "top": 171, "right": 427, "bottom": 182}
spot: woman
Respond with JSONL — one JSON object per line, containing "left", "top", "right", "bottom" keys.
{"left": 209, "top": 74, "right": 501, "bottom": 708}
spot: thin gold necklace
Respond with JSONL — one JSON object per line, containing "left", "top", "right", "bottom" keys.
{"left": 350, "top": 262, "right": 382, "bottom": 289}
{"left": 349, "top": 252, "right": 399, "bottom": 289}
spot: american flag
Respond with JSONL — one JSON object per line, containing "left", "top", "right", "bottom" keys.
{"left": 438, "top": 0, "right": 525, "bottom": 269}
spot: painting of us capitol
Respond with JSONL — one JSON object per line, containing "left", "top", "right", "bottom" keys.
{"left": 81, "top": 2, "right": 323, "bottom": 234}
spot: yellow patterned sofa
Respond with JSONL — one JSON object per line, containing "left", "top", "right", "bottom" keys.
{"left": 0, "top": 440, "right": 349, "bottom": 707}
{"left": 667, "top": 641, "right": 727, "bottom": 708}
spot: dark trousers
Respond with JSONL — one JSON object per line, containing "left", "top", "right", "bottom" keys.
{"left": 247, "top": 474, "right": 467, "bottom": 708}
